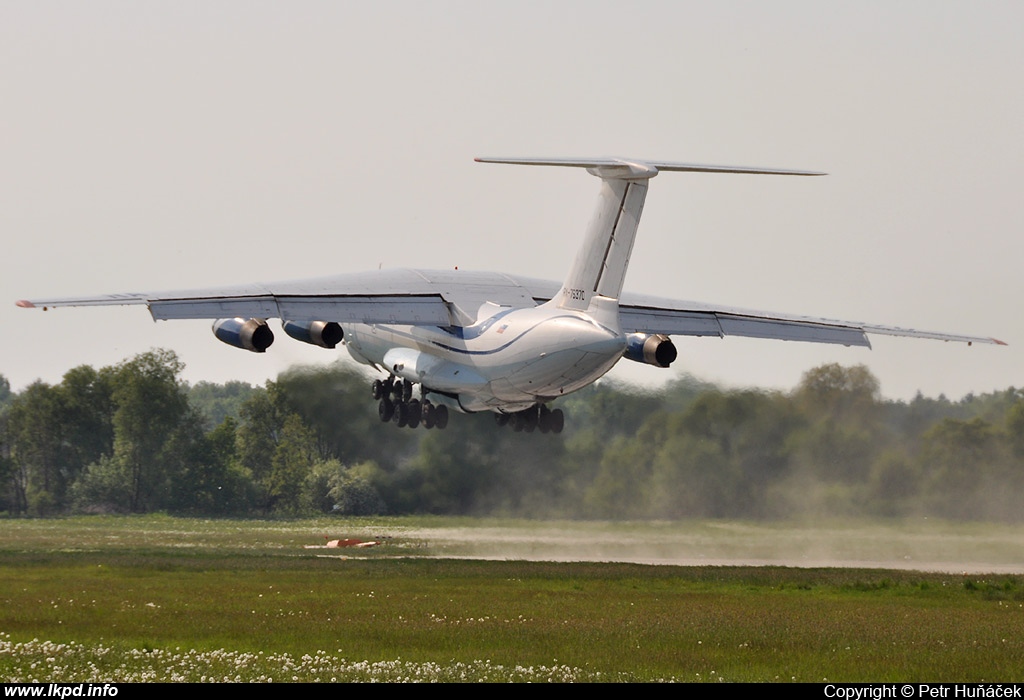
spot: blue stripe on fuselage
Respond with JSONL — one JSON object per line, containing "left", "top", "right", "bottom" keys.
{"left": 375, "top": 311, "right": 612, "bottom": 357}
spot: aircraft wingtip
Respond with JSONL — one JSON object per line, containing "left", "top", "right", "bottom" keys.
{"left": 15, "top": 299, "right": 35, "bottom": 309}
{"left": 993, "top": 338, "right": 1009, "bottom": 346}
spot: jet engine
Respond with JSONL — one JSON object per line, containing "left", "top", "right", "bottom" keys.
{"left": 623, "top": 333, "right": 677, "bottom": 368}
{"left": 213, "top": 318, "right": 274, "bottom": 353}
{"left": 283, "top": 320, "right": 344, "bottom": 349}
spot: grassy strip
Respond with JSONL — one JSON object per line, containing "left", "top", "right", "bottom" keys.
{"left": 1, "top": 516, "right": 1022, "bottom": 682}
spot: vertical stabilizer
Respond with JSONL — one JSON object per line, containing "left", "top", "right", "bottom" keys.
{"left": 557, "top": 174, "right": 650, "bottom": 311}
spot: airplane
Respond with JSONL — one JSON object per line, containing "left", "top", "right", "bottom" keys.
{"left": 17, "top": 157, "right": 1005, "bottom": 434}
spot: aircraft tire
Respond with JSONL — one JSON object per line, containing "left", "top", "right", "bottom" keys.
{"left": 394, "top": 402, "right": 408, "bottom": 427}
{"left": 378, "top": 398, "right": 394, "bottom": 422}
{"left": 372, "top": 379, "right": 384, "bottom": 400}
{"left": 434, "top": 404, "right": 449, "bottom": 430}
{"left": 422, "top": 402, "right": 435, "bottom": 429}
{"left": 407, "top": 399, "right": 421, "bottom": 428}
{"left": 524, "top": 408, "right": 537, "bottom": 433}
{"left": 538, "top": 405, "right": 551, "bottom": 433}
{"left": 550, "top": 408, "right": 564, "bottom": 434}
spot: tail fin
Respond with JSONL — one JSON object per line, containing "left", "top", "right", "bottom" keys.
{"left": 559, "top": 175, "right": 649, "bottom": 311}
{"left": 475, "top": 157, "right": 824, "bottom": 312}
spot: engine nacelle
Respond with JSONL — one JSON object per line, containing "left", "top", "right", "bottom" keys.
{"left": 213, "top": 318, "right": 274, "bottom": 353}
{"left": 282, "top": 320, "right": 344, "bottom": 349}
{"left": 623, "top": 333, "right": 677, "bottom": 368}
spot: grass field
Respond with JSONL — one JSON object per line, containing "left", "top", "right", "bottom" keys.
{"left": 2, "top": 515, "right": 1023, "bottom": 682}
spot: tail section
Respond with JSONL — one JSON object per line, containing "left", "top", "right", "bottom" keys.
{"left": 559, "top": 176, "right": 649, "bottom": 311}
{"left": 475, "top": 157, "right": 824, "bottom": 313}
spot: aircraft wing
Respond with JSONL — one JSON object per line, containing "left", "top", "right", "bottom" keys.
{"left": 15, "top": 269, "right": 539, "bottom": 327}
{"left": 502, "top": 276, "right": 1005, "bottom": 347}
{"left": 613, "top": 290, "right": 1006, "bottom": 347}
{"left": 18, "top": 268, "right": 1004, "bottom": 347}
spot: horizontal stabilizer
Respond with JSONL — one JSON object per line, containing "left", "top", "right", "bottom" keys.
{"left": 475, "top": 157, "right": 825, "bottom": 179}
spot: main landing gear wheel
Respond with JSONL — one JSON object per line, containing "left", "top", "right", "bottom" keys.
{"left": 406, "top": 399, "right": 422, "bottom": 429}
{"left": 537, "top": 405, "right": 564, "bottom": 434}
{"left": 393, "top": 401, "right": 408, "bottom": 427}
{"left": 498, "top": 405, "right": 564, "bottom": 434}
{"left": 544, "top": 408, "right": 564, "bottom": 434}
{"left": 523, "top": 408, "right": 538, "bottom": 433}
{"left": 371, "top": 376, "right": 448, "bottom": 430}
{"left": 432, "top": 404, "right": 449, "bottom": 429}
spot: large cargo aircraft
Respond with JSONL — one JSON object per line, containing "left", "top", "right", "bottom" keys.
{"left": 18, "top": 157, "right": 1004, "bottom": 433}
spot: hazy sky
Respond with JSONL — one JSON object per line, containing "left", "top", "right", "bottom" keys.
{"left": 2, "top": 1, "right": 1021, "bottom": 400}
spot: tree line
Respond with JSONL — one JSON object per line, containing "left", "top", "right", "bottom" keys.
{"left": 2, "top": 349, "right": 1022, "bottom": 520}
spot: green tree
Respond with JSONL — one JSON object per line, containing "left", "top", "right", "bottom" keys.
{"left": 273, "top": 363, "right": 416, "bottom": 467}
{"left": 108, "top": 349, "right": 193, "bottom": 512}
{"left": 236, "top": 384, "right": 289, "bottom": 512}
{"left": 69, "top": 454, "right": 132, "bottom": 513}
{"left": 57, "top": 365, "right": 116, "bottom": 477}
{"left": 398, "top": 417, "right": 500, "bottom": 514}
{"left": 0, "top": 374, "right": 12, "bottom": 410}
{"left": 188, "top": 380, "right": 258, "bottom": 429}
{"left": 790, "top": 364, "right": 885, "bottom": 485}
{"left": 328, "top": 461, "right": 388, "bottom": 515}
{"left": 1005, "top": 400, "right": 1024, "bottom": 459}
{"left": 917, "top": 417, "right": 1010, "bottom": 519}
{"left": 647, "top": 390, "right": 799, "bottom": 518}
{"left": 5, "top": 382, "right": 65, "bottom": 514}
{"left": 266, "top": 413, "right": 318, "bottom": 514}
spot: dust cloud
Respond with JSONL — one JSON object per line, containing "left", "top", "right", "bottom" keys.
{"left": 396, "top": 520, "right": 1024, "bottom": 574}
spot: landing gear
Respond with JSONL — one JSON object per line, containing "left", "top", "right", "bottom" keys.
{"left": 542, "top": 406, "right": 564, "bottom": 434}
{"left": 378, "top": 396, "right": 394, "bottom": 422}
{"left": 393, "top": 401, "right": 408, "bottom": 427}
{"left": 495, "top": 404, "right": 564, "bottom": 435}
{"left": 374, "top": 377, "right": 559, "bottom": 434}
{"left": 373, "top": 377, "right": 395, "bottom": 401}
{"left": 406, "top": 399, "right": 421, "bottom": 429}
{"left": 432, "top": 403, "right": 449, "bottom": 429}
{"left": 374, "top": 376, "right": 448, "bottom": 430}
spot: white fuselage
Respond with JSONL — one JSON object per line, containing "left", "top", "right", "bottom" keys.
{"left": 341, "top": 301, "right": 625, "bottom": 413}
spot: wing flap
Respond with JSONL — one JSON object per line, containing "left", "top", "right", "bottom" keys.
{"left": 716, "top": 314, "right": 871, "bottom": 347}
{"left": 149, "top": 296, "right": 279, "bottom": 320}
{"left": 273, "top": 296, "right": 452, "bottom": 325}
{"left": 615, "top": 306, "right": 726, "bottom": 337}
{"left": 143, "top": 294, "right": 453, "bottom": 325}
